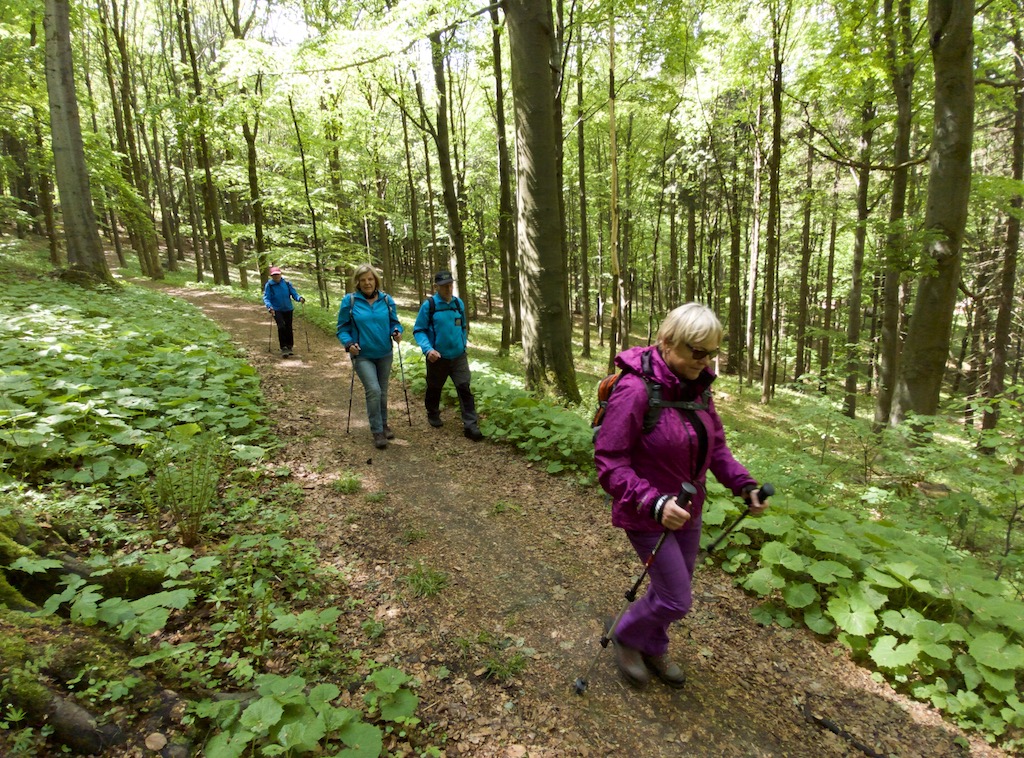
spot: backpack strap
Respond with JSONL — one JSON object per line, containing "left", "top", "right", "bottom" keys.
{"left": 343, "top": 293, "right": 360, "bottom": 345}
{"left": 636, "top": 348, "right": 711, "bottom": 433}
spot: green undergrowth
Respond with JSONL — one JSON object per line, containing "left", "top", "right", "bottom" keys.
{"left": 0, "top": 246, "right": 438, "bottom": 756}
{"left": 0, "top": 275, "right": 267, "bottom": 486}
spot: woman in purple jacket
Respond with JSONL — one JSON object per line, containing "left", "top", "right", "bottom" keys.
{"left": 594, "top": 302, "right": 769, "bottom": 689}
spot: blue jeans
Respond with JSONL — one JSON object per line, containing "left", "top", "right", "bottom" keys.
{"left": 352, "top": 354, "right": 393, "bottom": 433}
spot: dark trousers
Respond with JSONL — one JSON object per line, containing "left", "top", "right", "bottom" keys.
{"left": 273, "top": 310, "right": 294, "bottom": 351}
{"left": 424, "top": 352, "right": 478, "bottom": 428}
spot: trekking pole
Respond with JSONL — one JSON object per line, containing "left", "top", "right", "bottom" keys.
{"left": 345, "top": 355, "right": 356, "bottom": 434}
{"left": 573, "top": 482, "right": 696, "bottom": 696}
{"left": 394, "top": 333, "right": 412, "bottom": 426}
{"left": 301, "top": 301, "right": 311, "bottom": 351}
{"left": 267, "top": 313, "right": 274, "bottom": 353}
{"left": 703, "top": 482, "right": 775, "bottom": 556}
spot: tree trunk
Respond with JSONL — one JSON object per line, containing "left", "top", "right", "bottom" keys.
{"left": 428, "top": 32, "right": 467, "bottom": 294}
{"left": 506, "top": 0, "right": 581, "bottom": 402}
{"left": 761, "top": 2, "right": 786, "bottom": 404}
{"left": 892, "top": 0, "right": 975, "bottom": 422}
{"left": 43, "top": 0, "right": 111, "bottom": 282}
{"left": 843, "top": 99, "right": 876, "bottom": 419}
{"left": 178, "top": 0, "right": 228, "bottom": 285}
{"left": 491, "top": 5, "right": 519, "bottom": 355}
{"left": 982, "top": 12, "right": 1022, "bottom": 432}
{"left": 795, "top": 135, "right": 814, "bottom": 379}
{"left": 875, "top": 0, "right": 916, "bottom": 429}
{"left": 575, "top": 16, "right": 591, "bottom": 359}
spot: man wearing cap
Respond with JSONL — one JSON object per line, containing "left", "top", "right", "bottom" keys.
{"left": 263, "top": 266, "right": 305, "bottom": 357}
{"left": 413, "top": 270, "right": 484, "bottom": 441}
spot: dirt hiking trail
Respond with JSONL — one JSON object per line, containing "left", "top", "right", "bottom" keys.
{"left": 173, "top": 286, "right": 1007, "bottom": 758}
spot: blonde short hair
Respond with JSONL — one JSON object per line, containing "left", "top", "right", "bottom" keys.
{"left": 657, "top": 302, "right": 723, "bottom": 350}
{"left": 352, "top": 264, "right": 382, "bottom": 291}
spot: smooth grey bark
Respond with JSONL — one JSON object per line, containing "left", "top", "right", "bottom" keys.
{"left": 506, "top": 0, "right": 580, "bottom": 401}
{"left": 892, "top": 0, "right": 975, "bottom": 422}
{"left": 43, "top": 0, "right": 111, "bottom": 282}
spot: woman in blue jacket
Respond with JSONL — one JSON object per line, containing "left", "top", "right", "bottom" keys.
{"left": 337, "top": 264, "right": 403, "bottom": 449}
{"left": 263, "top": 266, "right": 304, "bottom": 357}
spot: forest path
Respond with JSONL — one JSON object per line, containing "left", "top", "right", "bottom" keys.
{"left": 170, "top": 285, "right": 1004, "bottom": 758}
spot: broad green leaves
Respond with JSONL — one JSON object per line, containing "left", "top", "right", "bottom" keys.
{"left": 0, "top": 280, "right": 267, "bottom": 485}
{"left": 196, "top": 671, "right": 415, "bottom": 756}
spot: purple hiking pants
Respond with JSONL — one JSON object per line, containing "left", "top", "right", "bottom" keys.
{"left": 614, "top": 518, "right": 702, "bottom": 657}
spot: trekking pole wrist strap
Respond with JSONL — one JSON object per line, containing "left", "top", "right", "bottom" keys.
{"left": 650, "top": 495, "right": 670, "bottom": 524}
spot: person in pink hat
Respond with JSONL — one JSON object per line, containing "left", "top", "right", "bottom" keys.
{"left": 263, "top": 266, "right": 304, "bottom": 357}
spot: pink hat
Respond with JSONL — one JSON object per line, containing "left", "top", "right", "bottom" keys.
{"left": 269, "top": 267, "right": 282, "bottom": 276}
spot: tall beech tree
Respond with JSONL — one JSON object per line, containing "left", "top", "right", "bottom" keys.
{"left": 506, "top": 0, "right": 580, "bottom": 401}
{"left": 43, "top": 0, "right": 111, "bottom": 282}
{"left": 892, "top": 0, "right": 975, "bottom": 422}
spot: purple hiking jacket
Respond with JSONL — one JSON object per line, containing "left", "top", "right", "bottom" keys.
{"left": 594, "top": 345, "right": 756, "bottom": 533}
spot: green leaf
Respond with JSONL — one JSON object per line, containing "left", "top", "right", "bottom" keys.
{"left": 810, "top": 534, "right": 864, "bottom": 561}
{"left": 366, "top": 667, "right": 411, "bottom": 694}
{"left": 204, "top": 729, "right": 255, "bottom": 758}
{"left": 239, "top": 697, "right": 284, "bottom": 734}
{"left": 827, "top": 595, "right": 877, "bottom": 637}
{"left": 742, "top": 566, "right": 785, "bottom": 596}
{"left": 277, "top": 712, "right": 326, "bottom": 751}
{"left": 781, "top": 582, "right": 818, "bottom": 609}
{"left": 807, "top": 559, "right": 854, "bottom": 584}
{"left": 8, "top": 555, "right": 64, "bottom": 574}
{"left": 129, "top": 642, "right": 196, "bottom": 667}
{"left": 335, "top": 721, "right": 383, "bottom": 757}
{"left": 760, "top": 541, "right": 805, "bottom": 571}
{"left": 308, "top": 683, "right": 341, "bottom": 711}
{"left": 869, "top": 635, "right": 921, "bottom": 669}
{"left": 379, "top": 688, "right": 419, "bottom": 722}
{"left": 968, "top": 632, "right": 1024, "bottom": 670}
{"left": 803, "top": 605, "right": 834, "bottom": 635}
{"left": 976, "top": 663, "right": 1018, "bottom": 695}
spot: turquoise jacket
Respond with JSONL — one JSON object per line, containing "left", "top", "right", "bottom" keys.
{"left": 336, "top": 290, "right": 403, "bottom": 360}
{"left": 413, "top": 293, "right": 468, "bottom": 360}
{"left": 263, "top": 278, "right": 302, "bottom": 312}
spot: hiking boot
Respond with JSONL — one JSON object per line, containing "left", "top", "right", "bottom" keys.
{"left": 427, "top": 412, "right": 443, "bottom": 428}
{"left": 464, "top": 426, "right": 484, "bottom": 442}
{"left": 372, "top": 432, "right": 388, "bottom": 449}
{"left": 611, "top": 634, "right": 649, "bottom": 687}
{"left": 384, "top": 425, "right": 395, "bottom": 440}
{"left": 281, "top": 349, "right": 292, "bottom": 357}
{"left": 643, "top": 653, "right": 686, "bottom": 688}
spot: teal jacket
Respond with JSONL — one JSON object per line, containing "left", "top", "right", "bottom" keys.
{"left": 263, "top": 278, "right": 301, "bottom": 312}
{"left": 336, "top": 290, "right": 403, "bottom": 360}
{"left": 413, "top": 294, "right": 468, "bottom": 360}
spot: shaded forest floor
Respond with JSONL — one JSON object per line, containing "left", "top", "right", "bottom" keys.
{"left": 166, "top": 284, "right": 1008, "bottom": 758}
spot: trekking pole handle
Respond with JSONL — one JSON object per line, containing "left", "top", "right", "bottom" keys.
{"left": 705, "top": 482, "right": 775, "bottom": 554}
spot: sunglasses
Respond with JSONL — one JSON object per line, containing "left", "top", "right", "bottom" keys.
{"left": 686, "top": 343, "right": 720, "bottom": 360}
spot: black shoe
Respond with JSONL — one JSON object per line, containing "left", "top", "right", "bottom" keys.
{"left": 464, "top": 426, "right": 484, "bottom": 441}
{"left": 384, "top": 425, "right": 395, "bottom": 440}
{"left": 427, "top": 413, "right": 443, "bottom": 428}
{"left": 372, "top": 432, "right": 388, "bottom": 449}
{"left": 611, "top": 634, "right": 650, "bottom": 687}
{"left": 643, "top": 654, "right": 686, "bottom": 688}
